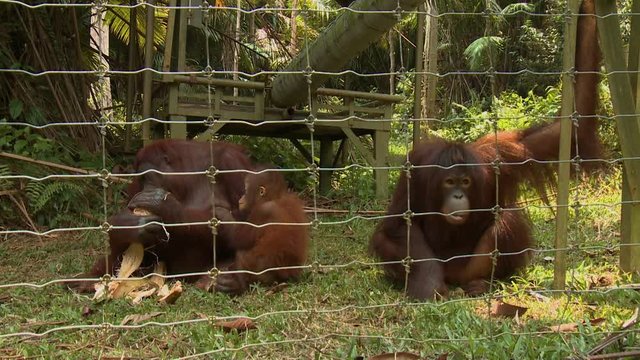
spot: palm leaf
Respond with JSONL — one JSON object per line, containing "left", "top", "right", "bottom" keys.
{"left": 463, "top": 36, "right": 504, "bottom": 71}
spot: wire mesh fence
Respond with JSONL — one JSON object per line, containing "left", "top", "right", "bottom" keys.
{"left": 1, "top": 0, "right": 640, "bottom": 358}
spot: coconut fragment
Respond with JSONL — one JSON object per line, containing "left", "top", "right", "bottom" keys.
{"left": 133, "top": 208, "right": 152, "bottom": 216}
{"left": 117, "top": 243, "right": 145, "bottom": 279}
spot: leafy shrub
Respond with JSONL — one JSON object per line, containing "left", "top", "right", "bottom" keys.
{"left": 0, "top": 125, "right": 123, "bottom": 229}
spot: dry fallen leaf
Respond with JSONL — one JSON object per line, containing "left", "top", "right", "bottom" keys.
{"left": 265, "top": 282, "right": 288, "bottom": 295}
{"left": 215, "top": 317, "right": 257, "bottom": 333}
{"left": 81, "top": 306, "right": 94, "bottom": 317}
{"left": 588, "top": 274, "right": 614, "bottom": 289}
{"left": 490, "top": 300, "right": 528, "bottom": 318}
{"left": 130, "top": 287, "right": 158, "bottom": 305}
{"left": 158, "top": 281, "right": 183, "bottom": 305}
{"left": 111, "top": 279, "right": 155, "bottom": 299}
{"left": 548, "top": 318, "right": 606, "bottom": 332}
{"left": 369, "top": 352, "right": 422, "bottom": 360}
{"left": 120, "top": 311, "right": 164, "bottom": 325}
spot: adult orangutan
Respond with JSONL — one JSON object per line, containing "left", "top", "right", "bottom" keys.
{"left": 68, "top": 140, "right": 253, "bottom": 292}
{"left": 370, "top": 0, "right": 602, "bottom": 300}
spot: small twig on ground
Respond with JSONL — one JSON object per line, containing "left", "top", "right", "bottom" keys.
{"left": 7, "top": 194, "right": 43, "bottom": 240}
{"left": 586, "top": 350, "right": 640, "bottom": 360}
{"left": 304, "top": 207, "right": 385, "bottom": 215}
{"left": 571, "top": 308, "right": 640, "bottom": 360}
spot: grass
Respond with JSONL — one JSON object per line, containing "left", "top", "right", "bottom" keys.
{"left": 1, "top": 167, "right": 639, "bottom": 359}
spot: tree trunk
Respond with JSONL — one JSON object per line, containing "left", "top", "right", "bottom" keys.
{"left": 291, "top": 0, "right": 298, "bottom": 52}
{"left": 90, "top": 7, "right": 112, "bottom": 119}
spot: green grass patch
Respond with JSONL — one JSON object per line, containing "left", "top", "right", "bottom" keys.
{"left": 1, "top": 167, "right": 638, "bottom": 359}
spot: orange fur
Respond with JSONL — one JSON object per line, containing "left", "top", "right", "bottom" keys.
{"left": 370, "top": 0, "right": 601, "bottom": 300}
{"left": 215, "top": 169, "right": 309, "bottom": 295}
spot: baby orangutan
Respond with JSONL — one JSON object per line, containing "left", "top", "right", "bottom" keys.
{"left": 204, "top": 168, "right": 310, "bottom": 295}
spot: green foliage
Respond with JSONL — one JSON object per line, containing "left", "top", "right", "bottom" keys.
{"left": 25, "top": 181, "right": 88, "bottom": 228}
{"left": 433, "top": 86, "right": 561, "bottom": 142}
{"left": 0, "top": 126, "right": 118, "bottom": 229}
{"left": 221, "top": 135, "right": 311, "bottom": 191}
{"left": 464, "top": 36, "right": 505, "bottom": 71}
{"left": 501, "top": 2, "right": 535, "bottom": 15}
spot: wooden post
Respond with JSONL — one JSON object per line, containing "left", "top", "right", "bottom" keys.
{"left": 621, "top": 0, "right": 640, "bottom": 273}
{"left": 170, "top": 1, "right": 188, "bottom": 139}
{"left": 412, "top": 2, "right": 426, "bottom": 147}
{"left": 596, "top": 0, "right": 640, "bottom": 273}
{"left": 142, "top": 0, "right": 155, "bottom": 145}
{"left": 552, "top": 0, "right": 580, "bottom": 291}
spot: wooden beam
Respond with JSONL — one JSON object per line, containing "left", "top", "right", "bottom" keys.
{"left": 288, "top": 138, "right": 314, "bottom": 164}
{"left": 341, "top": 127, "right": 376, "bottom": 165}
{"left": 270, "top": 0, "right": 423, "bottom": 108}
{"left": 165, "top": 75, "right": 266, "bottom": 89}
{"left": 316, "top": 87, "right": 403, "bottom": 103}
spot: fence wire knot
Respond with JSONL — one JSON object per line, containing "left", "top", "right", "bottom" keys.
{"left": 403, "top": 160, "right": 413, "bottom": 173}
{"left": 491, "top": 159, "right": 502, "bottom": 175}
{"left": 98, "top": 169, "right": 110, "bottom": 189}
{"left": 206, "top": 166, "right": 218, "bottom": 183}
{"left": 209, "top": 217, "right": 220, "bottom": 230}
{"left": 306, "top": 114, "right": 316, "bottom": 125}
{"left": 93, "top": 0, "right": 106, "bottom": 12}
{"left": 491, "top": 205, "right": 502, "bottom": 216}
{"left": 394, "top": 4, "right": 403, "bottom": 21}
{"left": 571, "top": 201, "right": 582, "bottom": 211}
{"left": 100, "top": 221, "right": 112, "bottom": 234}
{"left": 303, "top": 66, "right": 313, "bottom": 84}
{"left": 201, "top": 1, "right": 211, "bottom": 11}
{"left": 401, "top": 256, "right": 413, "bottom": 273}
{"left": 208, "top": 267, "right": 219, "bottom": 283}
{"left": 100, "top": 273, "right": 112, "bottom": 285}
{"left": 204, "top": 65, "right": 214, "bottom": 78}
{"left": 571, "top": 111, "right": 580, "bottom": 125}
{"left": 205, "top": 116, "right": 216, "bottom": 127}
{"left": 311, "top": 218, "right": 321, "bottom": 230}
{"left": 311, "top": 261, "right": 321, "bottom": 274}
{"left": 308, "top": 163, "right": 319, "bottom": 182}
{"left": 572, "top": 155, "right": 582, "bottom": 165}
{"left": 486, "top": 67, "right": 496, "bottom": 79}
